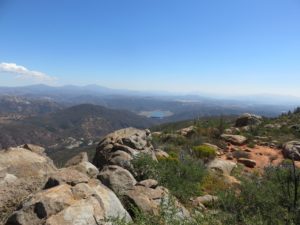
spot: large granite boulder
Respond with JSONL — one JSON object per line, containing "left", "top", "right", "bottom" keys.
{"left": 93, "top": 128, "right": 156, "bottom": 170}
{"left": 98, "top": 165, "right": 137, "bottom": 195}
{"left": 124, "top": 184, "right": 190, "bottom": 220}
{"left": 235, "top": 113, "right": 262, "bottom": 127}
{"left": 65, "top": 152, "right": 99, "bottom": 179}
{"left": 0, "top": 146, "right": 57, "bottom": 224}
{"left": 282, "top": 141, "right": 300, "bottom": 161}
{"left": 207, "top": 159, "right": 237, "bottom": 176}
{"left": 238, "top": 158, "right": 257, "bottom": 168}
{"left": 6, "top": 180, "right": 132, "bottom": 225}
{"left": 221, "top": 134, "right": 247, "bottom": 145}
{"left": 177, "top": 126, "right": 196, "bottom": 137}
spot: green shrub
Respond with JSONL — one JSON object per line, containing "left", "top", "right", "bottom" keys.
{"left": 217, "top": 165, "right": 300, "bottom": 224}
{"left": 132, "top": 154, "right": 206, "bottom": 203}
{"left": 247, "top": 142, "right": 256, "bottom": 148}
{"left": 192, "top": 145, "right": 216, "bottom": 161}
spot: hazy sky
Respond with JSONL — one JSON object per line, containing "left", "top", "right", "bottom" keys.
{"left": 0, "top": 0, "right": 300, "bottom": 96}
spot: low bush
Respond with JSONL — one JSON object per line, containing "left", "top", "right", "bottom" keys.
{"left": 217, "top": 164, "right": 300, "bottom": 224}
{"left": 132, "top": 154, "right": 206, "bottom": 203}
{"left": 192, "top": 145, "right": 216, "bottom": 161}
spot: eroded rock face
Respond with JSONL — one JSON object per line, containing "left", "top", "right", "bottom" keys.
{"left": 192, "top": 195, "right": 218, "bottom": 207}
{"left": 93, "top": 128, "right": 156, "bottom": 170}
{"left": 282, "top": 141, "right": 300, "bottom": 161}
{"left": 238, "top": 158, "right": 257, "bottom": 168}
{"left": 0, "top": 146, "right": 57, "bottom": 224}
{"left": 98, "top": 165, "right": 137, "bottom": 195}
{"left": 93, "top": 128, "right": 190, "bottom": 221}
{"left": 65, "top": 152, "right": 99, "bottom": 179}
{"left": 124, "top": 184, "right": 190, "bottom": 220}
{"left": 235, "top": 113, "right": 262, "bottom": 127}
{"left": 221, "top": 134, "right": 247, "bottom": 145}
{"left": 177, "top": 126, "right": 196, "bottom": 137}
{"left": 208, "top": 159, "right": 237, "bottom": 176}
{"left": 6, "top": 180, "right": 132, "bottom": 225}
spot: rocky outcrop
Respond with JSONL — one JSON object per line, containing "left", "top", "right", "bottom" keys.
{"left": 2, "top": 128, "right": 191, "bottom": 224}
{"left": 98, "top": 165, "right": 137, "bottom": 195}
{"left": 238, "top": 158, "right": 257, "bottom": 168}
{"left": 93, "top": 128, "right": 156, "bottom": 170}
{"left": 221, "top": 134, "right": 247, "bottom": 145}
{"left": 0, "top": 146, "right": 57, "bottom": 224}
{"left": 192, "top": 195, "right": 218, "bottom": 207}
{"left": 65, "top": 152, "right": 99, "bottom": 179}
{"left": 208, "top": 159, "right": 237, "bottom": 176}
{"left": 177, "top": 126, "right": 196, "bottom": 137}
{"left": 235, "top": 113, "right": 262, "bottom": 127}
{"left": 282, "top": 141, "right": 300, "bottom": 161}
{"left": 93, "top": 128, "right": 190, "bottom": 220}
{"left": 124, "top": 184, "right": 190, "bottom": 220}
{"left": 6, "top": 180, "right": 131, "bottom": 225}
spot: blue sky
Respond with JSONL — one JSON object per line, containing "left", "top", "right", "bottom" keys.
{"left": 0, "top": 0, "right": 300, "bottom": 96}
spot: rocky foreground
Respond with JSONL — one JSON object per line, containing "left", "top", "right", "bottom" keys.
{"left": 0, "top": 128, "right": 190, "bottom": 225}
{"left": 1, "top": 113, "right": 300, "bottom": 225}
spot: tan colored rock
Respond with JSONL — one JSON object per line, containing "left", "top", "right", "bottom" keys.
{"left": 137, "top": 179, "right": 158, "bottom": 188}
{"left": 124, "top": 185, "right": 190, "bottom": 220}
{"left": 65, "top": 152, "right": 99, "bottom": 178}
{"left": 93, "top": 128, "right": 156, "bottom": 170}
{"left": 6, "top": 181, "right": 132, "bottom": 225}
{"left": 22, "top": 144, "right": 45, "bottom": 155}
{"left": 155, "top": 149, "right": 169, "bottom": 159}
{"left": 208, "top": 159, "right": 237, "bottom": 176}
{"left": 98, "top": 165, "right": 137, "bottom": 195}
{"left": 282, "top": 141, "right": 300, "bottom": 161}
{"left": 177, "top": 126, "right": 196, "bottom": 137}
{"left": 0, "top": 147, "right": 56, "bottom": 224}
{"left": 64, "top": 152, "right": 88, "bottom": 167}
{"left": 238, "top": 158, "right": 256, "bottom": 168}
{"left": 221, "top": 134, "right": 247, "bottom": 145}
{"left": 44, "top": 168, "right": 89, "bottom": 188}
{"left": 192, "top": 195, "right": 218, "bottom": 207}
{"left": 235, "top": 113, "right": 262, "bottom": 127}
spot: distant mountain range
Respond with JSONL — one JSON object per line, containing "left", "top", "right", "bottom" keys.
{"left": 0, "top": 84, "right": 299, "bottom": 153}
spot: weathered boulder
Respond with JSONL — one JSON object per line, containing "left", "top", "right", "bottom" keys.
{"left": 238, "top": 158, "right": 257, "bottom": 168}
{"left": 177, "top": 126, "right": 196, "bottom": 137}
{"left": 264, "top": 124, "right": 281, "bottom": 129}
{"left": 124, "top": 185, "right": 190, "bottom": 220}
{"left": 221, "top": 134, "right": 247, "bottom": 145}
{"left": 6, "top": 180, "right": 132, "bottom": 225}
{"left": 282, "top": 141, "right": 300, "bottom": 161}
{"left": 22, "top": 144, "right": 46, "bottom": 155}
{"left": 44, "top": 167, "right": 90, "bottom": 188}
{"left": 192, "top": 195, "right": 218, "bottom": 207}
{"left": 98, "top": 165, "right": 137, "bottom": 195}
{"left": 154, "top": 149, "right": 169, "bottom": 159}
{"left": 65, "top": 152, "right": 99, "bottom": 178}
{"left": 207, "top": 159, "right": 237, "bottom": 176}
{"left": 93, "top": 128, "right": 156, "bottom": 170}
{"left": 235, "top": 113, "right": 262, "bottom": 127}
{"left": 137, "top": 179, "right": 158, "bottom": 189}
{"left": 0, "top": 146, "right": 57, "bottom": 224}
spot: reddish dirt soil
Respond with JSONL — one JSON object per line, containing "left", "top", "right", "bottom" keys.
{"left": 220, "top": 144, "right": 300, "bottom": 172}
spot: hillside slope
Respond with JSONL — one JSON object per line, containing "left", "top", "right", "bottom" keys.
{"left": 0, "top": 104, "right": 154, "bottom": 150}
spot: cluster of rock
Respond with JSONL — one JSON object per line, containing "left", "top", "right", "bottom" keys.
{"left": 1, "top": 145, "right": 131, "bottom": 225}
{"left": 0, "top": 128, "right": 190, "bottom": 225}
{"left": 235, "top": 113, "right": 262, "bottom": 127}
{"left": 93, "top": 128, "right": 190, "bottom": 219}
